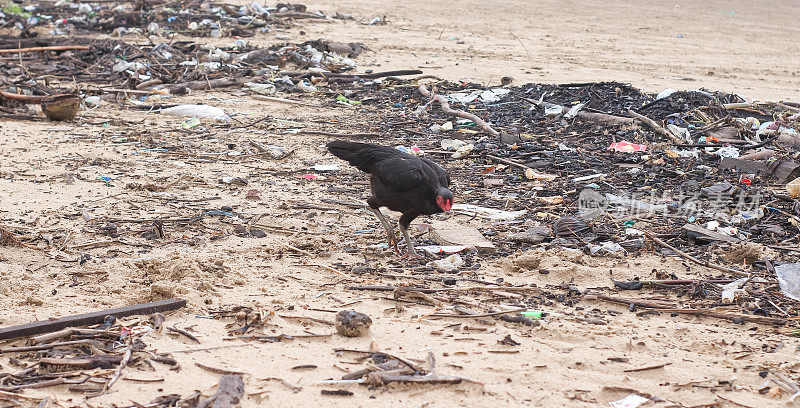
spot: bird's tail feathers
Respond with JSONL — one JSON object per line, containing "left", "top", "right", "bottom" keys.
{"left": 326, "top": 140, "right": 383, "bottom": 173}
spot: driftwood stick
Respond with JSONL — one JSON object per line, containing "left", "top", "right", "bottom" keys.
{"left": 270, "top": 11, "right": 325, "bottom": 19}
{"left": 0, "top": 45, "right": 89, "bottom": 54}
{"left": 334, "top": 349, "right": 421, "bottom": 372}
{"left": 149, "top": 354, "right": 178, "bottom": 366}
{"left": 521, "top": 97, "right": 634, "bottom": 126}
{"left": 0, "top": 377, "right": 66, "bottom": 391}
{"left": 628, "top": 109, "right": 683, "bottom": 144}
{"left": 574, "top": 110, "right": 634, "bottom": 126}
{"left": 248, "top": 139, "right": 271, "bottom": 154}
{"left": 0, "top": 90, "right": 44, "bottom": 103}
{"left": 328, "top": 69, "right": 424, "bottom": 82}
{"left": 329, "top": 69, "right": 423, "bottom": 80}
{"left": 246, "top": 333, "right": 332, "bottom": 342}
{"left": 277, "top": 314, "right": 336, "bottom": 326}
{"left": 320, "top": 198, "right": 366, "bottom": 208}
{"left": 272, "top": 240, "right": 313, "bottom": 257}
{"left": 305, "top": 263, "right": 354, "bottom": 280}
{"left": 167, "top": 326, "right": 201, "bottom": 343}
{"left": 31, "top": 328, "right": 115, "bottom": 344}
{"left": 739, "top": 149, "right": 776, "bottom": 160}
{"left": 656, "top": 308, "right": 787, "bottom": 325}
{"left": 649, "top": 235, "right": 748, "bottom": 276}
{"left": 427, "top": 307, "right": 527, "bottom": 318}
{"left": 347, "top": 285, "right": 539, "bottom": 293}
{"left": 251, "top": 95, "right": 322, "bottom": 108}
{"left": 372, "top": 372, "right": 462, "bottom": 385}
{"left": 173, "top": 344, "right": 252, "bottom": 354}
{"left": 166, "top": 77, "right": 251, "bottom": 93}
{"left": 624, "top": 362, "right": 671, "bottom": 373}
{"left": 260, "top": 377, "right": 302, "bottom": 392}
{"left": 418, "top": 85, "right": 499, "bottom": 136}
{"left": 0, "top": 113, "right": 44, "bottom": 121}
{"left": 0, "top": 339, "right": 99, "bottom": 353}
{"left": 30, "top": 328, "right": 75, "bottom": 344}
{"left": 105, "top": 343, "right": 134, "bottom": 391}
{"left": 198, "top": 374, "right": 244, "bottom": 408}
{"left": 588, "top": 294, "right": 677, "bottom": 309}
{"left": 298, "top": 130, "right": 379, "bottom": 138}
{"left": 0, "top": 389, "right": 42, "bottom": 401}
{"left": 40, "top": 355, "right": 123, "bottom": 369}
{"left": 93, "top": 87, "right": 151, "bottom": 95}
{"left": 195, "top": 363, "right": 245, "bottom": 376}
{"left": 587, "top": 294, "right": 787, "bottom": 325}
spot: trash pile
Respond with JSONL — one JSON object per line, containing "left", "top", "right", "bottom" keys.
{"left": 0, "top": 1, "right": 378, "bottom": 120}
{"left": 0, "top": 36, "right": 363, "bottom": 110}
{"left": 1, "top": 1, "right": 324, "bottom": 38}
{"left": 312, "top": 78, "right": 800, "bottom": 320}
{"left": 366, "top": 81, "right": 799, "bottom": 247}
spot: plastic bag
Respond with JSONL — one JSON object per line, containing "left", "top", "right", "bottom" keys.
{"left": 159, "top": 104, "right": 230, "bottom": 122}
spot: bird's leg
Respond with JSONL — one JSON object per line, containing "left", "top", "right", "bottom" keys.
{"left": 398, "top": 223, "right": 423, "bottom": 259}
{"left": 369, "top": 207, "right": 399, "bottom": 254}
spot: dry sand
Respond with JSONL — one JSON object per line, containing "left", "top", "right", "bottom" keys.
{"left": 301, "top": 0, "right": 800, "bottom": 101}
{"left": 1, "top": 0, "right": 799, "bottom": 407}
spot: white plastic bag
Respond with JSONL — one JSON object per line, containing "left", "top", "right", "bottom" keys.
{"left": 159, "top": 105, "right": 230, "bottom": 122}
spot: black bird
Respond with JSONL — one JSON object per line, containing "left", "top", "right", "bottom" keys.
{"left": 326, "top": 141, "right": 453, "bottom": 257}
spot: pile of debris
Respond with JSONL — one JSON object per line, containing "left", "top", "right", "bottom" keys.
{"left": 0, "top": 0, "right": 377, "bottom": 120}
{"left": 308, "top": 77, "right": 800, "bottom": 320}
{"left": 0, "top": 35, "right": 364, "bottom": 105}
{"left": 1, "top": 1, "right": 323, "bottom": 38}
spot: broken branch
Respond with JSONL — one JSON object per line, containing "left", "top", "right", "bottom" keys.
{"left": 418, "top": 85, "right": 499, "bottom": 136}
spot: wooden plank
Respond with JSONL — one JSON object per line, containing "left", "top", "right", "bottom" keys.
{"left": 0, "top": 299, "right": 186, "bottom": 341}
{"left": 773, "top": 161, "right": 800, "bottom": 183}
{"left": 718, "top": 157, "right": 768, "bottom": 174}
{"left": 719, "top": 157, "right": 800, "bottom": 183}
{"left": 0, "top": 45, "right": 90, "bottom": 54}
{"left": 681, "top": 224, "right": 740, "bottom": 243}
{"left": 428, "top": 221, "right": 496, "bottom": 251}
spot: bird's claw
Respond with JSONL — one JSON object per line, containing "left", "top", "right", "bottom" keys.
{"left": 388, "top": 235, "right": 400, "bottom": 255}
{"left": 401, "top": 248, "right": 424, "bottom": 260}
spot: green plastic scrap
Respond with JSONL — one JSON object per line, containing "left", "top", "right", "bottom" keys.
{"left": 336, "top": 94, "right": 362, "bottom": 105}
{"left": 521, "top": 310, "right": 544, "bottom": 318}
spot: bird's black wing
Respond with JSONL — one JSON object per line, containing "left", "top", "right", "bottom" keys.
{"left": 327, "top": 140, "right": 405, "bottom": 174}
{"left": 420, "top": 157, "right": 449, "bottom": 188}
{"left": 372, "top": 157, "right": 427, "bottom": 191}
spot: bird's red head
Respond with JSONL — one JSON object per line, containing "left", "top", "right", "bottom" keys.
{"left": 436, "top": 195, "right": 453, "bottom": 212}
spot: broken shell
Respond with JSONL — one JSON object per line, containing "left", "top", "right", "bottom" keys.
{"left": 41, "top": 94, "right": 81, "bottom": 121}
